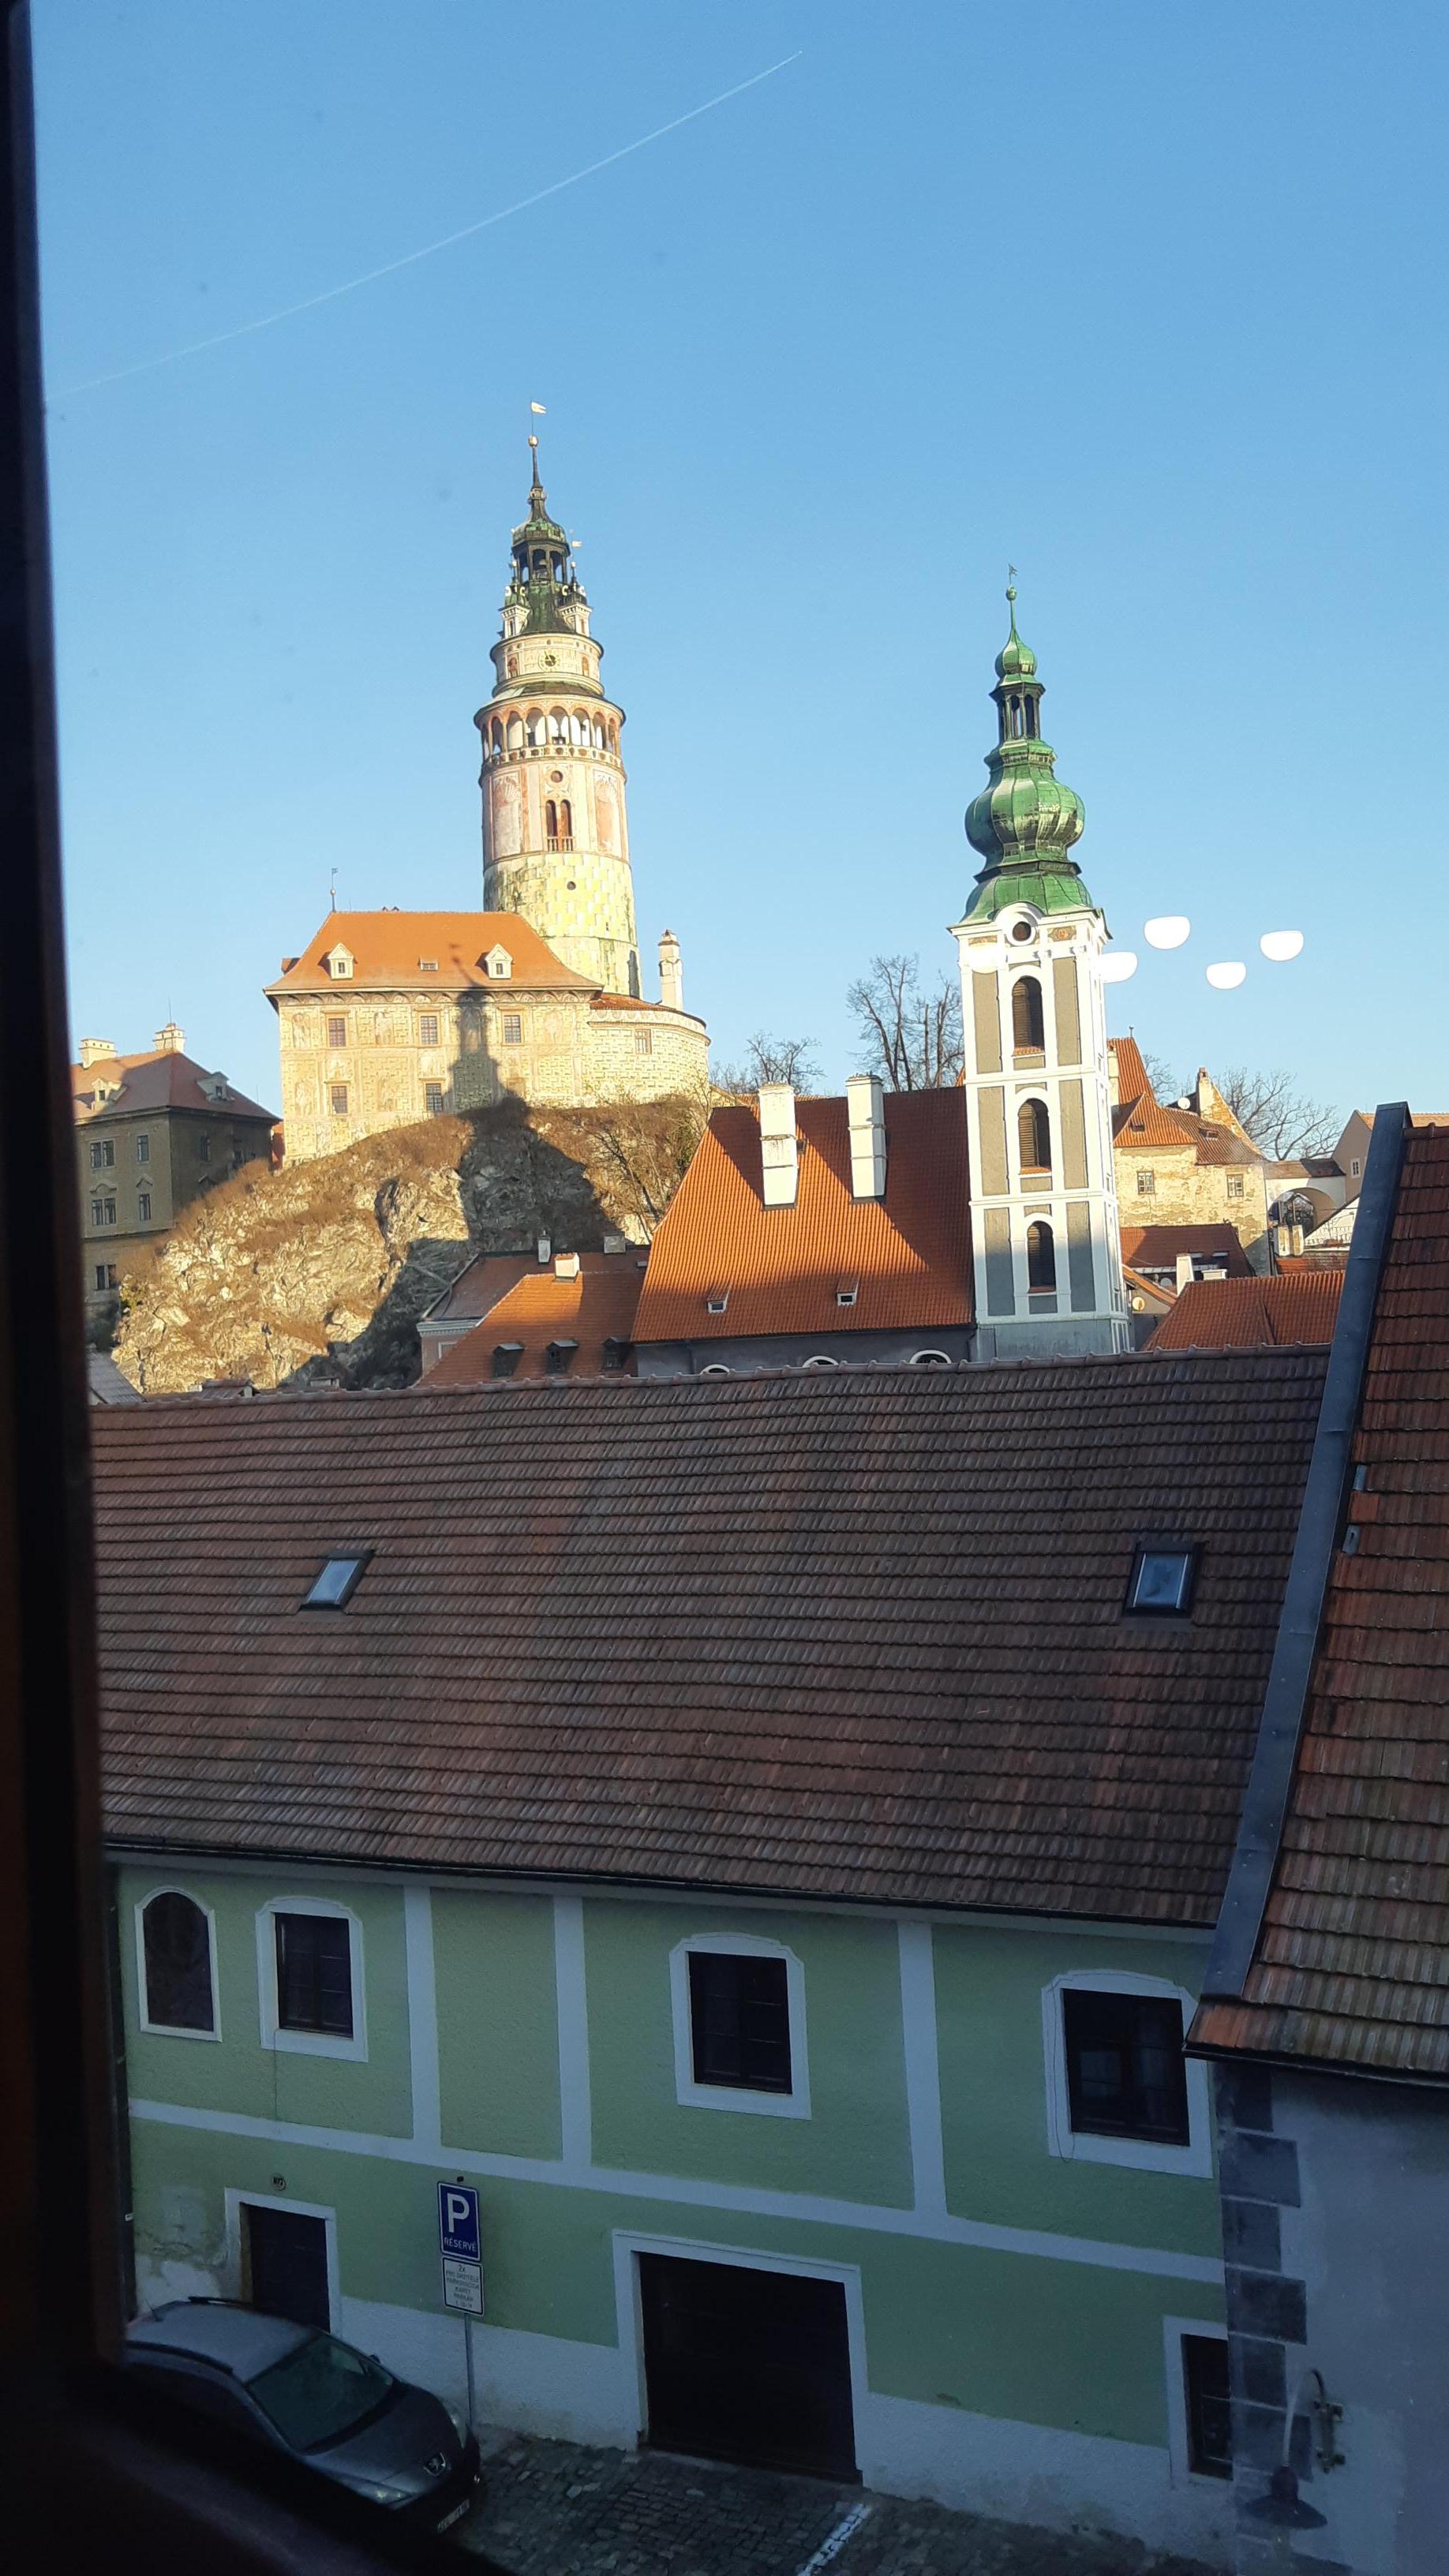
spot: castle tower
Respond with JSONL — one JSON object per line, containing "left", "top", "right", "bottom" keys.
{"left": 951, "top": 586, "right": 1130, "bottom": 1358}
{"left": 474, "top": 438, "right": 642, "bottom": 997}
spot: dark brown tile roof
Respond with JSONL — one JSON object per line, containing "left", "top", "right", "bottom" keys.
{"left": 1118, "top": 1224, "right": 1253, "bottom": 1279}
{"left": 1148, "top": 1272, "right": 1342, "bottom": 1353}
{"left": 1193, "top": 1129, "right": 1449, "bottom": 2076}
{"left": 421, "top": 1257, "right": 642, "bottom": 1384}
{"left": 635, "top": 1090, "right": 972, "bottom": 1343}
{"left": 94, "top": 1350, "right": 1325, "bottom": 1922}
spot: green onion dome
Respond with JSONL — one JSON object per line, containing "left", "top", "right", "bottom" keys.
{"left": 962, "top": 582, "right": 1092, "bottom": 922}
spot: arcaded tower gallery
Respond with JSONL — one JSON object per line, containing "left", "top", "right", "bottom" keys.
{"left": 477, "top": 436, "right": 642, "bottom": 998}
{"left": 953, "top": 587, "right": 1131, "bottom": 1357}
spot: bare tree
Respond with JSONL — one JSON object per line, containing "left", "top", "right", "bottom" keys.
{"left": 847, "top": 954, "right": 964, "bottom": 1091}
{"left": 1137, "top": 1047, "right": 1180, "bottom": 1103}
{"left": 1214, "top": 1065, "right": 1339, "bottom": 1162}
{"left": 712, "top": 1031, "right": 822, "bottom": 1094}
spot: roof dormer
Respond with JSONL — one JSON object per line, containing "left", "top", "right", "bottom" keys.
{"left": 485, "top": 945, "right": 514, "bottom": 981}
{"left": 324, "top": 945, "right": 354, "bottom": 980}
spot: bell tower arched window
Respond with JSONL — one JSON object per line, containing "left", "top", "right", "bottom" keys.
{"left": 1027, "top": 1220, "right": 1057, "bottom": 1294}
{"left": 1012, "top": 976, "right": 1045, "bottom": 1053}
{"left": 1018, "top": 1099, "right": 1051, "bottom": 1174}
{"left": 545, "top": 799, "right": 559, "bottom": 841}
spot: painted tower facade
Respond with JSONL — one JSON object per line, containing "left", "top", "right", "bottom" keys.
{"left": 952, "top": 589, "right": 1130, "bottom": 1358}
{"left": 475, "top": 440, "right": 642, "bottom": 997}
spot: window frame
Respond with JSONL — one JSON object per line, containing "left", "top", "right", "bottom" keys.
{"left": 256, "top": 1896, "right": 367, "bottom": 2062}
{"left": 1163, "top": 2316, "right": 1232, "bottom": 2486}
{"left": 668, "top": 1932, "right": 810, "bottom": 2118}
{"left": 325, "top": 1013, "right": 347, "bottom": 1050}
{"left": 1042, "top": 1970, "right": 1212, "bottom": 2177}
{"left": 502, "top": 1011, "right": 523, "bottom": 1046}
{"left": 328, "top": 1083, "right": 349, "bottom": 1118}
{"left": 137, "top": 1189, "right": 151, "bottom": 1222}
{"left": 301, "top": 1550, "right": 371, "bottom": 1608}
{"left": 134, "top": 1885, "right": 221, "bottom": 2043}
{"left": 1125, "top": 1541, "right": 1200, "bottom": 1616}
{"left": 417, "top": 1010, "right": 440, "bottom": 1049}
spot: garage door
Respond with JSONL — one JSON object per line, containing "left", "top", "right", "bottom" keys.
{"left": 243, "top": 2203, "right": 331, "bottom": 2331}
{"left": 638, "top": 2252, "right": 857, "bottom": 2481}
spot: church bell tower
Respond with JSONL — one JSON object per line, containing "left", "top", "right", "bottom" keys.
{"left": 951, "top": 586, "right": 1130, "bottom": 1357}
{"left": 475, "top": 439, "right": 642, "bottom": 996}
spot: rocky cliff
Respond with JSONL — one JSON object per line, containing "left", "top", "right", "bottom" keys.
{"left": 110, "top": 1095, "right": 704, "bottom": 1396}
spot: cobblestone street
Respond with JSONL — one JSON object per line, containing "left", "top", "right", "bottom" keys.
{"left": 456, "top": 2435, "right": 1219, "bottom": 2576}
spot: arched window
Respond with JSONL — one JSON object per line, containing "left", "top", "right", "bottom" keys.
{"left": 803, "top": 1355, "right": 840, "bottom": 1368}
{"left": 608, "top": 719, "right": 619, "bottom": 752}
{"left": 912, "top": 1350, "right": 953, "bottom": 1367}
{"left": 549, "top": 707, "right": 567, "bottom": 743}
{"left": 545, "top": 799, "right": 559, "bottom": 840}
{"left": 1018, "top": 1098, "right": 1051, "bottom": 1173}
{"left": 1023, "top": 699, "right": 1037, "bottom": 739}
{"left": 559, "top": 799, "right": 573, "bottom": 841}
{"left": 1027, "top": 1220, "right": 1057, "bottom": 1294}
{"left": 140, "top": 1889, "right": 215, "bottom": 2034}
{"left": 1012, "top": 700, "right": 1024, "bottom": 738}
{"left": 526, "top": 710, "right": 545, "bottom": 748}
{"left": 506, "top": 713, "right": 524, "bottom": 752}
{"left": 1012, "top": 976, "right": 1044, "bottom": 1051}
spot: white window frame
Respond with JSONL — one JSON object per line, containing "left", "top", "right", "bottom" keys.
{"left": 912, "top": 1350, "right": 953, "bottom": 1366}
{"left": 1162, "top": 2314, "right": 1230, "bottom": 2487}
{"left": 669, "top": 1931, "right": 810, "bottom": 2119}
{"left": 1041, "top": 1968, "right": 1211, "bottom": 2177}
{"left": 256, "top": 1896, "right": 367, "bottom": 2062}
{"left": 134, "top": 1885, "right": 222, "bottom": 2043}
{"left": 802, "top": 1355, "right": 839, "bottom": 1369}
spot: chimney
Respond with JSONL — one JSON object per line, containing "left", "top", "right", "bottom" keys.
{"left": 658, "top": 929, "right": 683, "bottom": 1013}
{"left": 554, "top": 1252, "right": 581, "bottom": 1280}
{"left": 77, "top": 1037, "right": 116, "bottom": 1068}
{"left": 536, "top": 1234, "right": 552, "bottom": 1265}
{"left": 154, "top": 1021, "right": 185, "bottom": 1054}
{"left": 1175, "top": 1252, "right": 1195, "bottom": 1292}
{"left": 758, "top": 1084, "right": 799, "bottom": 1209}
{"left": 846, "top": 1073, "right": 887, "bottom": 1200}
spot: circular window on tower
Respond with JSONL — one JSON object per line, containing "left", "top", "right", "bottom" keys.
{"left": 1009, "top": 917, "right": 1035, "bottom": 943}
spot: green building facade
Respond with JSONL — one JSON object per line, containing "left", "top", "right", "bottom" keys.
{"left": 120, "top": 1856, "right": 1234, "bottom": 2563}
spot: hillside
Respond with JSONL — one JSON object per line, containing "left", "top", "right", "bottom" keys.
{"left": 110, "top": 1094, "right": 706, "bottom": 1395}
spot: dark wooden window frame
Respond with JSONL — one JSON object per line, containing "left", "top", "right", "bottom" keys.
{"left": 1062, "top": 1988, "right": 1191, "bottom": 2147}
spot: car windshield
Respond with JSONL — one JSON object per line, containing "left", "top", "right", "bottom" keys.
{"left": 245, "top": 2332, "right": 394, "bottom": 2452}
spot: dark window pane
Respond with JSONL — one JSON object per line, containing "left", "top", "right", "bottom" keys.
{"left": 142, "top": 1892, "right": 215, "bottom": 2031}
{"left": 1184, "top": 2334, "right": 1232, "bottom": 2477}
{"left": 688, "top": 1951, "right": 791, "bottom": 2093}
{"left": 1063, "top": 1990, "right": 1189, "bottom": 2144}
{"left": 275, "top": 1913, "right": 354, "bottom": 2037}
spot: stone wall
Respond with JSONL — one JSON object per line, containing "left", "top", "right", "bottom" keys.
{"left": 1114, "top": 1144, "right": 1272, "bottom": 1271}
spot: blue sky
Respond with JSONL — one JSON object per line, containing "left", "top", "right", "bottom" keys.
{"left": 33, "top": 1, "right": 1449, "bottom": 1123}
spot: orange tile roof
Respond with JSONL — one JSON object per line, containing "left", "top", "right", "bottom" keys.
{"left": 1148, "top": 1271, "right": 1342, "bottom": 1352}
{"left": 1118, "top": 1224, "right": 1253, "bottom": 1279}
{"left": 1193, "top": 1129, "right": 1449, "bottom": 2075}
{"left": 71, "top": 1049, "right": 275, "bottom": 1125}
{"left": 635, "top": 1090, "right": 972, "bottom": 1342}
{"left": 1109, "top": 1038, "right": 1257, "bottom": 1165}
{"left": 265, "top": 911, "right": 594, "bottom": 996}
{"left": 421, "top": 1256, "right": 643, "bottom": 1383}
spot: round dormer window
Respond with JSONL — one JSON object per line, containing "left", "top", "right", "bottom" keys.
{"left": 1009, "top": 917, "right": 1035, "bottom": 943}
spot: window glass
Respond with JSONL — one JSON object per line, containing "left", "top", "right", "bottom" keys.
{"left": 197, "top": 1134, "right": 211, "bottom": 1162}
{"left": 246, "top": 2334, "right": 391, "bottom": 2453}
{"left": 424, "top": 1081, "right": 444, "bottom": 1114}
{"left": 503, "top": 1013, "right": 522, "bottom": 1046}
{"left": 137, "top": 1190, "right": 152, "bottom": 1222}
{"left": 326, "top": 1014, "right": 346, "bottom": 1048}
{"left": 141, "top": 1891, "right": 214, "bottom": 2031}
{"left": 137, "top": 1133, "right": 150, "bottom": 1163}
{"left": 1136, "top": 1170, "right": 1155, "bottom": 1196}
{"left": 688, "top": 1950, "right": 791, "bottom": 2092}
{"left": 1062, "top": 1989, "right": 1189, "bottom": 2144}
{"left": 418, "top": 1012, "right": 440, "bottom": 1046}
{"left": 1127, "top": 1547, "right": 1196, "bottom": 1612}
{"left": 329, "top": 1084, "right": 348, "bottom": 1116}
{"left": 1182, "top": 2334, "right": 1232, "bottom": 2477}
{"left": 274, "top": 1912, "right": 354, "bottom": 2037}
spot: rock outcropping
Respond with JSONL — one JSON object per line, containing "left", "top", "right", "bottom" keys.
{"left": 111, "top": 1095, "right": 704, "bottom": 1395}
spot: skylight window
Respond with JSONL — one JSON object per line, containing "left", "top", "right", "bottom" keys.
{"left": 302, "top": 1551, "right": 372, "bottom": 1609}
{"left": 1125, "top": 1545, "right": 1198, "bottom": 1616}
{"left": 836, "top": 1283, "right": 859, "bottom": 1309}
{"left": 705, "top": 1289, "right": 728, "bottom": 1316}
{"left": 418, "top": 957, "right": 439, "bottom": 972}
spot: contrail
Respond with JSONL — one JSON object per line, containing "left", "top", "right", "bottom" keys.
{"left": 54, "top": 51, "right": 803, "bottom": 399}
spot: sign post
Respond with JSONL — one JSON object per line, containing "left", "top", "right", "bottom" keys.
{"left": 437, "top": 2182, "right": 482, "bottom": 2430}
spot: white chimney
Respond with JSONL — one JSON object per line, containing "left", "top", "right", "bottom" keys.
{"left": 658, "top": 929, "right": 683, "bottom": 1013}
{"left": 1175, "top": 1252, "right": 1195, "bottom": 1291}
{"left": 846, "top": 1073, "right": 887, "bottom": 1201}
{"left": 758, "top": 1084, "right": 799, "bottom": 1209}
{"left": 554, "top": 1252, "right": 581, "bottom": 1279}
{"left": 77, "top": 1037, "right": 116, "bottom": 1067}
{"left": 154, "top": 1020, "right": 185, "bottom": 1054}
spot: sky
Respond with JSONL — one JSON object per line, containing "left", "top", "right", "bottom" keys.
{"left": 32, "top": 0, "right": 1449, "bottom": 1125}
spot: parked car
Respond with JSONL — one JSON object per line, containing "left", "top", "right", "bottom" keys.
{"left": 125, "top": 2299, "right": 482, "bottom": 2533}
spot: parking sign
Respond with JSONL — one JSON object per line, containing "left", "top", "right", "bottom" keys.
{"left": 437, "top": 2181, "right": 481, "bottom": 2263}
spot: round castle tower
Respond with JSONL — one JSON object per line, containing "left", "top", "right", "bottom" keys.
{"left": 475, "top": 440, "right": 642, "bottom": 998}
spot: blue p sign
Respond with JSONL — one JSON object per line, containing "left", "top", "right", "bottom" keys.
{"left": 437, "top": 2181, "right": 481, "bottom": 2263}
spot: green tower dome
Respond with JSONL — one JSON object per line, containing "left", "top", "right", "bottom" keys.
{"left": 504, "top": 435, "right": 586, "bottom": 636}
{"left": 962, "top": 582, "right": 1091, "bottom": 922}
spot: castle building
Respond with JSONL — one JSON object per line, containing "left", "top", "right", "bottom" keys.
{"left": 269, "top": 443, "right": 707, "bottom": 1163}
{"left": 73, "top": 1024, "right": 275, "bottom": 1319}
{"left": 951, "top": 587, "right": 1132, "bottom": 1358}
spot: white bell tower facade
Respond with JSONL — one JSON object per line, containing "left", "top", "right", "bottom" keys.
{"left": 951, "top": 589, "right": 1130, "bottom": 1359}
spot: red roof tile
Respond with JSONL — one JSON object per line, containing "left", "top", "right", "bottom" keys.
{"left": 1193, "top": 1129, "right": 1449, "bottom": 2075}
{"left": 422, "top": 1256, "right": 643, "bottom": 1383}
{"left": 1118, "top": 1225, "right": 1253, "bottom": 1279}
{"left": 92, "top": 1350, "right": 1325, "bottom": 1922}
{"left": 635, "top": 1091, "right": 972, "bottom": 1342}
{"left": 1109, "top": 1039, "right": 1257, "bottom": 1165}
{"left": 265, "top": 911, "right": 595, "bottom": 996}
{"left": 72, "top": 1049, "right": 275, "bottom": 1125}
{"left": 1148, "top": 1272, "right": 1342, "bottom": 1352}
